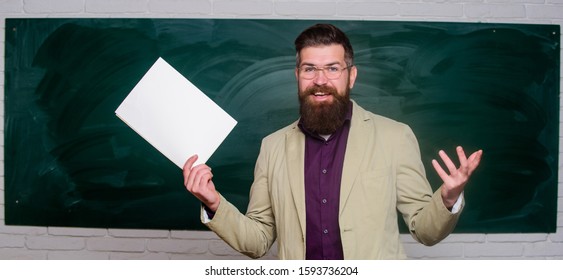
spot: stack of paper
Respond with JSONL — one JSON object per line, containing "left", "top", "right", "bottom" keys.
{"left": 115, "top": 57, "right": 237, "bottom": 168}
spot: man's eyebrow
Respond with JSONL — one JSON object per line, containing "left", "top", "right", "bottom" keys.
{"left": 299, "top": 62, "right": 343, "bottom": 67}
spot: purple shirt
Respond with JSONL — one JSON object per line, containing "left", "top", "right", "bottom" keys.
{"left": 298, "top": 103, "right": 352, "bottom": 260}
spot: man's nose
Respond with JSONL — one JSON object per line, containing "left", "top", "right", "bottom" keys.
{"left": 313, "top": 69, "right": 328, "bottom": 85}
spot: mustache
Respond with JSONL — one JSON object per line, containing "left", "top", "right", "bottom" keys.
{"left": 302, "top": 84, "right": 338, "bottom": 96}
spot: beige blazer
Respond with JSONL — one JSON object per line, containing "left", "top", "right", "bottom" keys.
{"left": 204, "top": 101, "right": 462, "bottom": 259}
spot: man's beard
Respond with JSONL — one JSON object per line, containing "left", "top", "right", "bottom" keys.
{"left": 298, "top": 84, "right": 351, "bottom": 135}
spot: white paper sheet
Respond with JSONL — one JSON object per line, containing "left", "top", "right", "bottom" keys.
{"left": 115, "top": 57, "right": 237, "bottom": 168}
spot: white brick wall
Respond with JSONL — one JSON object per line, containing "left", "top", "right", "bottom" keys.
{"left": 0, "top": 0, "right": 562, "bottom": 260}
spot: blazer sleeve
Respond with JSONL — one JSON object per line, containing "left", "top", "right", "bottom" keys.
{"left": 395, "top": 125, "right": 463, "bottom": 246}
{"left": 202, "top": 141, "right": 277, "bottom": 258}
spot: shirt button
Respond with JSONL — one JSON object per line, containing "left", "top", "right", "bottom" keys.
{"left": 323, "top": 229, "right": 329, "bottom": 234}
{"left": 322, "top": 169, "right": 327, "bottom": 174}
{"left": 322, "top": 199, "right": 327, "bottom": 204}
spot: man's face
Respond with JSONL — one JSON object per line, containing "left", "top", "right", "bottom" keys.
{"left": 295, "top": 44, "right": 358, "bottom": 134}
{"left": 296, "top": 44, "right": 357, "bottom": 105}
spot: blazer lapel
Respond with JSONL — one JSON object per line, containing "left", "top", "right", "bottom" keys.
{"left": 339, "top": 101, "right": 369, "bottom": 214}
{"left": 285, "top": 123, "right": 307, "bottom": 237}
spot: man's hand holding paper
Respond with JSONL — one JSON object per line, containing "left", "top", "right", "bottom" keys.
{"left": 183, "top": 154, "right": 220, "bottom": 212}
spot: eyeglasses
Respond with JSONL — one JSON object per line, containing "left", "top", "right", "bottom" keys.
{"left": 298, "top": 65, "right": 352, "bottom": 80}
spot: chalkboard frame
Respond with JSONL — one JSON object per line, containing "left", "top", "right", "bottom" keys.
{"left": 4, "top": 18, "right": 560, "bottom": 232}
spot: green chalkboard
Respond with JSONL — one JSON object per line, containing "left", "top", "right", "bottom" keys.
{"left": 4, "top": 19, "right": 560, "bottom": 232}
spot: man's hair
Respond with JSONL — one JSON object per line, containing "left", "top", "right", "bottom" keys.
{"left": 294, "top": 23, "right": 354, "bottom": 67}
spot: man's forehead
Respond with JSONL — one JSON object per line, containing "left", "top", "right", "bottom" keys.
{"left": 299, "top": 44, "right": 346, "bottom": 64}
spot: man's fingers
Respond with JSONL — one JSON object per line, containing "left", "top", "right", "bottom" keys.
{"left": 467, "top": 150, "right": 483, "bottom": 174}
{"left": 456, "top": 146, "right": 468, "bottom": 168}
{"left": 192, "top": 167, "right": 213, "bottom": 191}
{"left": 183, "top": 154, "right": 198, "bottom": 170}
{"left": 438, "top": 150, "right": 457, "bottom": 174}
{"left": 183, "top": 155, "right": 198, "bottom": 185}
{"left": 187, "top": 164, "right": 210, "bottom": 191}
{"left": 181, "top": 155, "right": 219, "bottom": 211}
{"left": 432, "top": 159, "right": 449, "bottom": 182}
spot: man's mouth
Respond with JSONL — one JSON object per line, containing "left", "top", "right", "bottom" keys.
{"left": 311, "top": 92, "right": 332, "bottom": 102}
{"left": 301, "top": 85, "right": 337, "bottom": 102}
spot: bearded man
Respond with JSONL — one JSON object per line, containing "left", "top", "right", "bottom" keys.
{"left": 183, "top": 23, "right": 482, "bottom": 260}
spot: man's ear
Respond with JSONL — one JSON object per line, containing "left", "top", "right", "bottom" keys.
{"left": 348, "top": 65, "right": 358, "bottom": 89}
